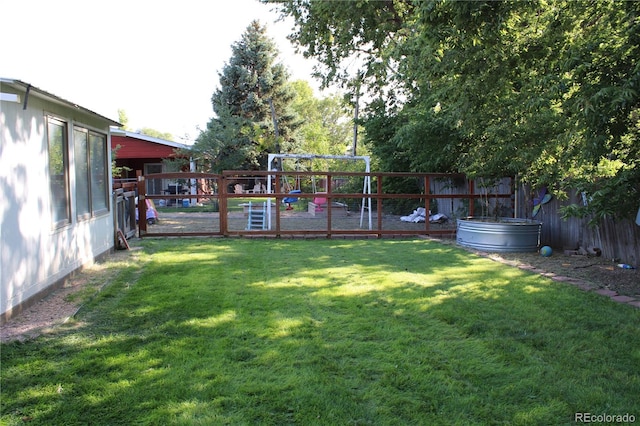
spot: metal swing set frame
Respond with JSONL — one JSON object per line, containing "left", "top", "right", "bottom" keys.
{"left": 266, "top": 153, "right": 372, "bottom": 230}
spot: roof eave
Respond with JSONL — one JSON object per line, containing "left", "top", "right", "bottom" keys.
{"left": 0, "top": 78, "right": 122, "bottom": 127}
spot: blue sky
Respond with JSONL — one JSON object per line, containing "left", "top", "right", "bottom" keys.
{"left": 1, "top": 0, "right": 319, "bottom": 143}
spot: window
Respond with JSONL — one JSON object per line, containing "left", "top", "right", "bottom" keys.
{"left": 48, "top": 118, "right": 70, "bottom": 226}
{"left": 74, "top": 126, "right": 109, "bottom": 219}
{"left": 74, "top": 129, "right": 90, "bottom": 218}
{"left": 89, "top": 132, "right": 108, "bottom": 213}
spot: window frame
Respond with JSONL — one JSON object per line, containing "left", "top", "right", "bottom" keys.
{"left": 89, "top": 130, "right": 109, "bottom": 216}
{"left": 73, "top": 125, "right": 110, "bottom": 220}
{"left": 47, "top": 116, "right": 71, "bottom": 228}
{"left": 74, "top": 127, "right": 91, "bottom": 220}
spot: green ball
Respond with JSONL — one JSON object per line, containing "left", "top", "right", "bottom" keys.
{"left": 540, "top": 246, "right": 553, "bottom": 257}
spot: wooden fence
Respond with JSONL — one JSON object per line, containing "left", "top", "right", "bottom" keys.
{"left": 515, "top": 187, "right": 640, "bottom": 265}
{"left": 113, "top": 184, "right": 136, "bottom": 246}
{"left": 133, "top": 171, "right": 513, "bottom": 239}
{"left": 123, "top": 170, "right": 639, "bottom": 264}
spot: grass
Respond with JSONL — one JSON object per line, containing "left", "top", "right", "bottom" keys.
{"left": 1, "top": 239, "right": 639, "bottom": 425}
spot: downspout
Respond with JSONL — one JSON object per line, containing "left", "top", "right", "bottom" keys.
{"left": 22, "top": 84, "right": 31, "bottom": 110}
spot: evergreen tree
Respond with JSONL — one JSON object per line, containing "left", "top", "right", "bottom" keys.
{"left": 194, "top": 20, "right": 299, "bottom": 172}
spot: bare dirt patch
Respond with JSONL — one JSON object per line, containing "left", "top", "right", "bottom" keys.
{"left": 146, "top": 210, "right": 458, "bottom": 234}
{"left": 430, "top": 237, "right": 638, "bottom": 298}
{"left": 1, "top": 248, "right": 141, "bottom": 343}
{"left": 491, "top": 250, "right": 639, "bottom": 297}
{"left": 436, "top": 243, "right": 637, "bottom": 300}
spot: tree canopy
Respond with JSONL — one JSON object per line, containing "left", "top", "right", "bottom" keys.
{"left": 193, "top": 20, "right": 299, "bottom": 172}
{"left": 269, "top": 0, "right": 640, "bottom": 220}
{"left": 289, "top": 80, "right": 354, "bottom": 156}
{"left": 116, "top": 109, "right": 174, "bottom": 141}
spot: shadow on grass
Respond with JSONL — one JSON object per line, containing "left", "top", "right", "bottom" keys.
{"left": 2, "top": 239, "right": 639, "bottom": 425}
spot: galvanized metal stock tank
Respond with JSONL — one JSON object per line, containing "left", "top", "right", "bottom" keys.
{"left": 456, "top": 217, "right": 542, "bottom": 253}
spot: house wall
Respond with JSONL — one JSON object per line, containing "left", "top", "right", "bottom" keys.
{"left": 0, "top": 84, "right": 115, "bottom": 322}
{"left": 111, "top": 135, "right": 177, "bottom": 158}
{"left": 111, "top": 133, "right": 190, "bottom": 182}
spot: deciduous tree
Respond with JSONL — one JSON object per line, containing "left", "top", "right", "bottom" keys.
{"left": 270, "top": 0, "right": 640, "bottom": 220}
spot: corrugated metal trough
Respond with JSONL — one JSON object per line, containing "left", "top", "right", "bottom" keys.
{"left": 457, "top": 217, "right": 542, "bottom": 253}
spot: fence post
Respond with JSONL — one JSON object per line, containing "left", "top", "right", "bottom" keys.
{"left": 377, "top": 175, "right": 383, "bottom": 238}
{"left": 424, "top": 175, "right": 431, "bottom": 232}
{"left": 137, "top": 170, "right": 147, "bottom": 236}
{"left": 469, "top": 179, "right": 475, "bottom": 217}
{"left": 220, "top": 174, "right": 228, "bottom": 237}
{"left": 327, "top": 174, "right": 332, "bottom": 239}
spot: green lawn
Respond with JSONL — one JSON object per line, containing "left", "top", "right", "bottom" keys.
{"left": 2, "top": 239, "right": 639, "bottom": 425}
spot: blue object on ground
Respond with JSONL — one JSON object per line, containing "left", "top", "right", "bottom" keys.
{"left": 540, "top": 246, "right": 553, "bottom": 257}
{"left": 617, "top": 263, "right": 635, "bottom": 269}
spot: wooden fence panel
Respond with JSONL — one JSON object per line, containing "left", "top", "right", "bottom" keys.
{"left": 516, "top": 186, "right": 640, "bottom": 264}
{"left": 126, "top": 172, "right": 639, "bottom": 263}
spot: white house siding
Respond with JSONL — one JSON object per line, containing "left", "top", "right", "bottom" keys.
{"left": 1, "top": 80, "right": 118, "bottom": 322}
